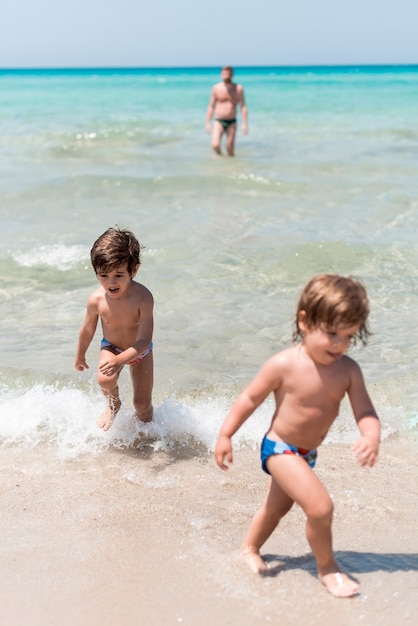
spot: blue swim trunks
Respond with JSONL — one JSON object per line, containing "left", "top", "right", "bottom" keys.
{"left": 101, "top": 338, "right": 153, "bottom": 366}
{"left": 260, "top": 435, "right": 317, "bottom": 474}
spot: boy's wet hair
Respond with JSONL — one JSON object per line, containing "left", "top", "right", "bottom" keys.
{"left": 90, "top": 227, "right": 141, "bottom": 275}
{"left": 293, "top": 274, "right": 371, "bottom": 345}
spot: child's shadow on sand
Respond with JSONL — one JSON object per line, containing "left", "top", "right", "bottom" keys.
{"left": 263, "top": 551, "right": 418, "bottom": 578}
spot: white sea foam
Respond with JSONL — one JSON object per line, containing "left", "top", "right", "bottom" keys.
{"left": 0, "top": 380, "right": 404, "bottom": 460}
{"left": 13, "top": 244, "right": 88, "bottom": 271}
{"left": 0, "top": 382, "right": 267, "bottom": 459}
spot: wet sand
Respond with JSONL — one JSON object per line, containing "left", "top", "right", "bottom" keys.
{"left": 1, "top": 438, "right": 417, "bottom": 626}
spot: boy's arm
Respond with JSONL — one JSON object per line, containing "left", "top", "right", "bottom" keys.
{"left": 347, "top": 360, "right": 380, "bottom": 467}
{"left": 131, "top": 290, "right": 154, "bottom": 357}
{"left": 215, "top": 356, "right": 282, "bottom": 470}
{"left": 214, "top": 391, "right": 260, "bottom": 471}
{"left": 75, "top": 297, "right": 99, "bottom": 371}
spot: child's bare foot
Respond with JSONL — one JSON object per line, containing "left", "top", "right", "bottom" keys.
{"left": 319, "top": 571, "right": 360, "bottom": 598}
{"left": 240, "top": 546, "right": 268, "bottom": 574}
{"left": 96, "top": 400, "right": 121, "bottom": 431}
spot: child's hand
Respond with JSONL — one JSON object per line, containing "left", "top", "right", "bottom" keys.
{"left": 75, "top": 358, "right": 89, "bottom": 371}
{"left": 351, "top": 436, "right": 379, "bottom": 467}
{"left": 98, "top": 353, "right": 123, "bottom": 376}
{"left": 214, "top": 434, "right": 233, "bottom": 471}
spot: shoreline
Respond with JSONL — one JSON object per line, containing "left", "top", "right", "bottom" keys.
{"left": 1, "top": 438, "right": 417, "bottom": 625}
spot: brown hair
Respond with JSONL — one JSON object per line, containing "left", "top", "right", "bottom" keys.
{"left": 90, "top": 227, "right": 141, "bottom": 275}
{"left": 293, "top": 274, "right": 371, "bottom": 345}
{"left": 222, "top": 66, "right": 234, "bottom": 74}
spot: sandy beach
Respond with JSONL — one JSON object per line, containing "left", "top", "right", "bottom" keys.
{"left": 1, "top": 437, "right": 417, "bottom": 626}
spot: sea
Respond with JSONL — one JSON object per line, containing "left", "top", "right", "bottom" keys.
{"left": 0, "top": 65, "right": 417, "bottom": 459}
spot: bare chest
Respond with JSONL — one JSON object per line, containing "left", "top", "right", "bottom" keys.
{"left": 98, "top": 299, "right": 140, "bottom": 330}
{"left": 215, "top": 84, "right": 239, "bottom": 104}
{"left": 281, "top": 362, "right": 349, "bottom": 408}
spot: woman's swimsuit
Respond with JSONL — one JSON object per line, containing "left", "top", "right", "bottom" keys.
{"left": 101, "top": 338, "right": 153, "bottom": 366}
{"left": 260, "top": 435, "right": 317, "bottom": 474}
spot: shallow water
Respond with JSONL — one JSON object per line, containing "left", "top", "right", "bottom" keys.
{"left": 0, "top": 66, "right": 417, "bottom": 457}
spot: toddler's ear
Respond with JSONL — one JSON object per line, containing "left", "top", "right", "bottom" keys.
{"left": 130, "top": 264, "right": 140, "bottom": 278}
{"left": 297, "top": 310, "right": 307, "bottom": 333}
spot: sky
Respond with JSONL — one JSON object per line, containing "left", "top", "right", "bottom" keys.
{"left": 1, "top": 0, "right": 418, "bottom": 68}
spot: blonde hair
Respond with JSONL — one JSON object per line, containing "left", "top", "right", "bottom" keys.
{"left": 293, "top": 274, "right": 371, "bottom": 345}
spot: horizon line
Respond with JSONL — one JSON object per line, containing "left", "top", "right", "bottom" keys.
{"left": 1, "top": 62, "right": 418, "bottom": 71}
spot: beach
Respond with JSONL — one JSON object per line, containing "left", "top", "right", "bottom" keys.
{"left": 1, "top": 439, "right": 417, "bottom": 626}
{"left": 0, "top": 66, "right": 417, "bottom": 624}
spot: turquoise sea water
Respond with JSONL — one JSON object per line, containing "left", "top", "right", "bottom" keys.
{"left": 0, "top": 66, "right": 417, "bottom": 456}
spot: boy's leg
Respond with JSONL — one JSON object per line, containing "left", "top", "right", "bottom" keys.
{"left": 267, "top": 454, "right": 360, "bottom": 597}
{"left": 130, "top": 351, "right": 153, "bottom": 422}
{"left": 241, "top": 476, "right": 294, "bottom": 573}
{"left": 97, "top": 360, "right": 123, "bottom": 431}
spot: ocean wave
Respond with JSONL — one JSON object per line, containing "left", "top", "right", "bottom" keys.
{"left": 12, "top": 244, "right": 88, "bottom": 271}
{"left": 0, "top": 381, "right": 407, "bottom": 460}
{"left": 0, "top": 384, "right": 233, "bottom": 458}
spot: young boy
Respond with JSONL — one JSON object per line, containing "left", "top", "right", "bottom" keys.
{"left": 75, "top": 227, "right": 154, "bottom": 431}
{"left": 214, "top": 274, "right": 380, "bottom": 598}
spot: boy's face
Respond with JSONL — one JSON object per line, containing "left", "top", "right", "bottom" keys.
{"left": 298, "top": 315, "right": 361, "bottom": 365}
{"left": 96, "top": 263, "right": 139, "bottom": 299}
